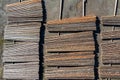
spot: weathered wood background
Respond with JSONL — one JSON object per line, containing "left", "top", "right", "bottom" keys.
{"left": 0, "top": 0, "right": 120, "bottom": 79}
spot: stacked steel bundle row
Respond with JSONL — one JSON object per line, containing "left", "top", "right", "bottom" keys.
{"left": 99, "top": 16, "right": 120, "bottom": 79}
{"left": 44, "top": 16, "right": 97, "bottom": 80}
{"left": 3, "top": 0, "right": 42, "bottom": 79}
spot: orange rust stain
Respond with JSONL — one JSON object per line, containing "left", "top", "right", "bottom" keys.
{"left": 47, "top": 16, "right": 96, "bottom": 25}
{"left": 46, "top": 55, "right": 94, "bottom": 61}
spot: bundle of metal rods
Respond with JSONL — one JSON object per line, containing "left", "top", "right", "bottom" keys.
{"left": 44, "top": 16, "right": 96, "bottom": 80}
{"left": 3, "top": 0, "right": 42, "bottom": 79}
{"left": 100, "top": 15, "right": 120, "bottom": 79}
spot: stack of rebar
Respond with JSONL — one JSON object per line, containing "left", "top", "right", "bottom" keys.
{"left": 3, "top": 0, "right": 42, "bottom": 79}
{"left": 44, "top": 16, "right": 97, "bottom": 80}
{"left": 99, "top": 16, "right": 120, "bottom": 79}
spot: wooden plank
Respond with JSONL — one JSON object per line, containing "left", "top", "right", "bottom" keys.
{"left": 102, "top": 16, "right": 120, "bottom": 26}
{"left": 62, "top": 0, "right": 82, "bottom": 18}
{"left": 45, "top": 31, "right": 94, "bottom": 43}
{"left": 45, "top": 67, "right": 94, "bottom": 79}
{"left": 45, "top": 41, "right": 95, "bottom": 53}
{"left": 3, "top": 62, "right": 39, "bottom": 79}
{"left": 3, "top": 55, "right": 39, "bottom": 63}
{"left": 100, "top": 66, "right": 120, "bottom": 78}
{"left": 47, "top": 16, "right": 96, "bottom": 32}
{"left": 44, "top": 52, "right": 94, "bottom": 66}
{"left": 4, "top": 22, "right": 41, "bottom": 42}
{"left": 101, "top": 42, "right": 120, "bottom": 64}
{"left": 101, "top": 30, "right": 120, "bottom": 40}
{"left": 3, "top": 42, "right": 39, "bottom": 56}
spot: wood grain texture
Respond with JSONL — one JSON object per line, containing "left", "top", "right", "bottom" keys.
{"left": 3, "top": 62, "right": 39, "bottom": 79}
{"left": 4, "top": 22, "right": 41, "bottom": 42}
{"left": 100, "top": 66, "right": 120, "bottom": 78}
{"left": 45, "top": 67, "right": 94, "bottom": 79}
{"left": 62, "top": 0, "right": 82, "bottom": 18}
{"left": 44, "top": 52, "right": 94, "bottom": 66}
{"left": 102, "top": 16, "right": 120, "bottom": 26}
{"left": 101, "top": 42, "right": 120, "bottom": 64}
{"left": 101, "top": 30, "right": 120, "bottom": 40}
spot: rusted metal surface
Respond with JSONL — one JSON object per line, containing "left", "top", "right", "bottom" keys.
{"left": 44, "top": 52, "right": 94, "bottom": 66}
{"left": 3, "top": 55, "right": 39, "bottom": 63}
{"left": 4, "top": 22, "right": 41, "bottom": 42}
{"left": 44, "top": 15, "right": 96, "bottom": 79}
{"left": 47, "top": 16, "right": 96, "bottom": 24}
{"left": 99, "top": 66, "right": 120, "bottom": 78}
{"left": 101, "top": 30, "right": 120, "bottom": 40}
{"left": 3, "top": 42, "right": 39, "bottom": 56}
{"left": 5, "top": 23, "right": 40, "bottom": 41}
{"left": 45, "top": 41, "right": 95, "bottom": 52}
{"left": 45, "top": 31, "right": 95, "bottom": 52}
{"left": 3, "top": 0, "right": 42, "bottom": 79}
{"left": 47, "top": 16, "right": 96, "bottom": 32}
{"left": 45, "top": 67, "right": 94, "bottom": 79}
{"left": 102, "top": 16, "right": 120, "bottom": 26}
{"left": 3, "top": 62, "right": 39, "bottom": 79}
{"left": 101, "top": 42, "right": 120, "bottom": 64}
{"left": 45, "top": 31, "right": 93, "bottom": 42}
{"left": 6, "top": 0, "right": 42, "bottom": 23}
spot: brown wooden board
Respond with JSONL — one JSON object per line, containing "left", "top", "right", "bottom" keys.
{"left": 3, "top": 62, "right": 39, "bottom": 79}
{"left": 4, "top": 22, "right": 41, "bottom": 42}
{"left": 101, "top": 42, "right": 120, "bottom": 64}
{"left": 99, "top": 66, "right": 120, "bottom": 78}
{"left": 45, "top": 67, "right": 94, "bottom": 79}
{"left": 47, "top": 16, "right": 96, "bottom": 32}
{"left": 102, "top": 16, "right": 120, "bottom": 26}
{"left": 44, "top": 52, "right": 94, "bottom": 66}
{"left": 101, "top": 30, "right": 120, "bottom": 40}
